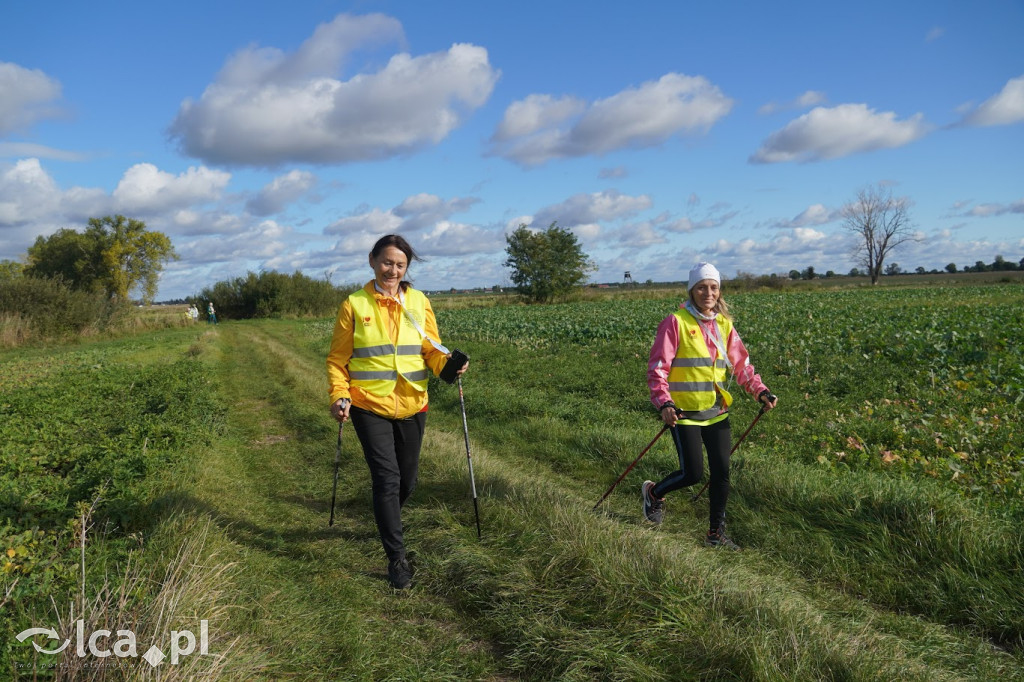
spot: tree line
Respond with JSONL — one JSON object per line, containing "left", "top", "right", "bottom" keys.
{"left": 0, "top": 215, "right": 352, "bottom": 344}
{"left": 785, "top": 254, "right": 1023, "bottom": 281}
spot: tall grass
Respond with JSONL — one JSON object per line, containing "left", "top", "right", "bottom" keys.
{"left": 36, "top": 517, "right": 266, "bottom": 680}
{"left": 407, "top": 428, "right": 1020, "bottom": 681}
{"left": 0, "top": 277, "right": 115, "bottom": 346}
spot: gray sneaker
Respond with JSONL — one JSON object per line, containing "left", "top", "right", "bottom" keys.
{"left": 705, "top": 526, "right": 740, "bottom": 550}
{"left": 642, "top": 481, "right": 665, "bottom": 524}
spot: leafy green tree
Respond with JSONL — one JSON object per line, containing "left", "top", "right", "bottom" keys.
{"left": 0, "top": 259, "right": 24, "bottom": 280}
{"left": 885, "top": 262, "right": 902, "bottom": 275}
{"left": 504, "top": 222, "right": 594, "bottom": 303}
{"left": 789, "top": 270, "right": 801, "bottom": 280}
{"left": 801, "top": 265, "right": 816, "bottom": 280}
{"left": 945, "top": 263, "right": 957, "bottom": 274}
{"left": 24, "top": 228, "right": 106, "bottom": 291}
{"left": 25, "top": 215, "right": 177, "bottom": 303}
{"left": 991, "top": 254, "right": 1018, "bottom": 271}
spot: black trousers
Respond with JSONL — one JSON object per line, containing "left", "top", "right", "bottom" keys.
{"left": 350, "top": 407, "right": 427, "bottom": 561}
{"left": 651, "top": 417, "right": 732, "bottom": 530}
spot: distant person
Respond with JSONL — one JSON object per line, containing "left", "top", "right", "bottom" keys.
{"left": 642, "top": 262, "right": 777, "bottom": 549}
{"left": 326, "top": 234, "right": 469, "bottom": 589}
{"left": 207, "top": 302, "right": 217, "bottom": 324}
{"left": 189, "top": 304, "right": 199, "bottom": 322}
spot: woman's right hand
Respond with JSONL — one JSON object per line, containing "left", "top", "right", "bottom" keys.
{"left": 330, "top": 398, "right": 351, "bottom": 423}
{"left": 660, "top": 405, "right": 678, "bottom": 427}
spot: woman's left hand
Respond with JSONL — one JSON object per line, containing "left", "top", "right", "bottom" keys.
{"left": 456, "top": 360, "right": 469, "bottom": 377}
{"left": 758, "top": 390, "right": 778, "bottom": 411}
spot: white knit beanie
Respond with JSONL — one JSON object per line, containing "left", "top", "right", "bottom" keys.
{"left": 688, "top": 262, "right": 721, "bottom": 291}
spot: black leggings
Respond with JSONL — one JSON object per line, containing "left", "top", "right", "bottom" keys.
{"left": 350, "top": 407, "right": 427, "bottom": 561}
{"left": 651, "top": 417, "right": 731, "bottom": 529}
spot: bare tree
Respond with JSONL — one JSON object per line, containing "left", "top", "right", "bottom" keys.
{"left": 841, "top": 185, "right": 916, "bottom": 285}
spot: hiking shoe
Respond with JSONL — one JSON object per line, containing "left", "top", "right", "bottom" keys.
{"left": 705, "top": 527, "right": 740, "bottom": 551}
{"left": 387, "top": 557, "right": 413, "bottom": 589}
{"left": 642, "top": 481, "right": 665, "bottom": 524}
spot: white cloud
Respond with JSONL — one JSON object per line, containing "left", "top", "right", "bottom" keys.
{"left": 653, "top": 204, "right": 737, "bottom": 233}
{"left": 418, "top": 221, "right": 504, "bottom": 256}
{"left": 615, "top": 221, "right": 666, "bottom": 248}
{"left": 961, "top": 199, "right": 1024, "bottom": 217}
{"left": 0, "top": 158, "right": 60, "bottom": 225}
{"left": 493, "top": 94, "right": 586, "bottom": 140}
{"left": 961, "top": 75, "right": 1024, "bottom": 127}
{"left": 175, "top": 219, "right": 294, "bottom": 264}
{"left": 169, "top": 14, "right": 499, "bottom": 166}
{"left": 112, "top": 163, "right": 231, "bottom": 214}
{"left": 0, "top": 158, "right": 107, "bottom": 256}
{"left": 0, "top": 158, "right": 106, "bottom": 228}
{"left": 926, "top": 26, "right": 945, "bottom": 42}
{"left": 698, "top": 227, "right": 851, "bottom": 277}
{"left": 323, "top": 192, "right": 478, "bottom": 240}
{"left": 491, "top": 72, "right": 733, "bottom": 166}
{"left": 531, "top": 189, "right": 652, "bottom": 228}
{"left": 750, "top": 103, "right": 929, "bottom": 163}
{"left": 246, "top": 170, "right": 317, "bottom": 216}
{"left": 0, "top": 62, "right": 63, "bottom": 136}
{"left": 0, "top": 142, "right": 85, "bottom": 161}
{"left": 324, "top": 207, "right": 403, "bottom": 237}
{"left": 393, "top": 193, "right": 479, "bottom": 231}
{"left": 776, "top": 203, "right": 838, "bottom": 228}
{"left": 758, "top": 90, "right": 827, "bottom": 115}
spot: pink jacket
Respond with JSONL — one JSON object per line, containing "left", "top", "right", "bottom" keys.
{"left": 647, "top": 306, "right": 769, "bottom": 411}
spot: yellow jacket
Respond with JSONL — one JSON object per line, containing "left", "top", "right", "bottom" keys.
{"left": 327, "top": 282, "right": 449, "bottom": 419}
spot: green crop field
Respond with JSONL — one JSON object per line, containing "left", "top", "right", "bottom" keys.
{"left": 2, "top": 283, "right": 1022, "bottom": 680}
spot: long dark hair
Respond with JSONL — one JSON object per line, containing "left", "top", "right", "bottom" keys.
{"left": 370, "top": 234, "right": 422, "bottom": 291}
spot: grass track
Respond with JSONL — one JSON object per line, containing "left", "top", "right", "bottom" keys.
{"left": 160, "top": 319, "right": 1022, "bottom": 680}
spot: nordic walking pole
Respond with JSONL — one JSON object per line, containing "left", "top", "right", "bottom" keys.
{"left": 457, "top": 377, "right": 482, "bottom": 539}
{"left": 691, "top": 403, "right": 769, "bottom": 502}
{"left": 592, "top": 425, "right": 670, "bottom": 511}
{"left": 329, "top": 422, "right": 343, "bottom": 527}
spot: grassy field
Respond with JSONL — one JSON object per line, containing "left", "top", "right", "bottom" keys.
{"left": 2, "top": 282, "right": 1022, "bottom": 680}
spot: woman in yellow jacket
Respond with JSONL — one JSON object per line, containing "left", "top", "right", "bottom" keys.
{"left": 327, "top": 235, "right": 467, "bottom": 589}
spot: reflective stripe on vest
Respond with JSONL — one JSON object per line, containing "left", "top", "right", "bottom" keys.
{"left": 667, "top": 309, "right": 734, "bottom": 412}
{"left": 348, "top": 288, "right": 429, "bottom": 396}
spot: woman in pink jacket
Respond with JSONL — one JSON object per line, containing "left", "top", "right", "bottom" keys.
{"left": 642, "top": 262, "right": 777, "bottom": 549}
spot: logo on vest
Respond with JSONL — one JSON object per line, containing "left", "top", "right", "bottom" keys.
{"left": 362, "top": 316, "right": 372, "bottom": 326}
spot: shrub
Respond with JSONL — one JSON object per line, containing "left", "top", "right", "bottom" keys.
{"left": 0, "top": 276, "right": 119, "bottom": 342}
{"left": 197, "top": 270, "right": 355, "bottom": 320}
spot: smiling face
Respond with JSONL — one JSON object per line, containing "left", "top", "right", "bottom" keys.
{"left": 369, "top": 245, "right": 409, "bottom": 295}
{"left": 691, "top": 279, "right": 720, "bottom": 314}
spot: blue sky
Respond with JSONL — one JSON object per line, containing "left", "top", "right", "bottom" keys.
{"left": 2, "top": 1, "right": 1022, "bottom": 299}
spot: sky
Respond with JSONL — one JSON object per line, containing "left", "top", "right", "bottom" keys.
{"left": 1, "top": 1, "right": 1022, "bottom": 299}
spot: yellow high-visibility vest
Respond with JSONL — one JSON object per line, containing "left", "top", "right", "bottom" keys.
{"left": 667, "top": 309, "right": 733, "bottom": 412}
{"left": 348, "top": 288, "right": 429, "bottom": 396}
